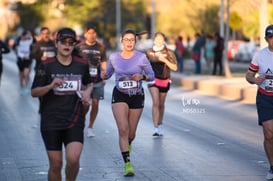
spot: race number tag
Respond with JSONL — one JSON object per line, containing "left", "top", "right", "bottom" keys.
{"left": 89, "top": 67, "right": 98, "bottom": 77}
{"left": 43, "top": 51, "right": 55, "bottom": 58}
{"left": 118, "top": 80, "right": 138, "bottom": 89}
{"left": 53, "top": 76, "right": 81, "bottom": 95}
{"left": 265, "top": 74, "right": 273, "bottom": 92}
{"left": 55, "top": 80, "right": 79, "bottom": 92}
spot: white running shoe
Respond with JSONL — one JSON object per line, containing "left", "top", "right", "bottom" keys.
{"left": 158, "top": 124, "right": 164, "bottom": 136}
{"left": 152, "top": 127, "right": 159, "bottom": 136}
{"left": 87, "top": 128, "right": 95, "bottom": 137}
{"left": 266, "top": 169, "right": 273, "bottom": 180}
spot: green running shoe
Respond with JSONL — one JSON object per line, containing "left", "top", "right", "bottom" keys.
{"left": 124, "top": 161, "right": 134, "bottom": 176}
{"left": 129, "top": 144, "right": 132, "bottom": 153}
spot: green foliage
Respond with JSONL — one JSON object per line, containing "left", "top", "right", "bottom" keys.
{"left": 156, "top": 0, "right": 221, "bottom": 40}
{"left": 229, "top": 12, "right": 242, "bottom": 30}
{"left": 12, "top": 0, "right": 272, "bottom": 43}
{"left": 63, "top": 0, "right": 148, "bottom": 48}
{"left": 15, "top": 2, "right": 45, "bottom": 32}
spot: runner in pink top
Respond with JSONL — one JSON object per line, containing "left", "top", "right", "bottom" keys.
{"left": 146, "top": 32, "right": 177, "bottom": 136}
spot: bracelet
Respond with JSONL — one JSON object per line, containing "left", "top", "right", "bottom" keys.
{"left": 142, "top": 74, "right": 146, "bottom": 81}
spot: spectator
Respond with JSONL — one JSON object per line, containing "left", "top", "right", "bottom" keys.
{"left": 212, "top": 32, "right": 224, "bottom": 75}
{"left": 174, "top": 36, "right": 185, "bottom": 73}
{"left": 192, "top": 33, "right": 205, "bottom": 74}
{"left": 204, "top": 34, "right": 215, "bottom": 73}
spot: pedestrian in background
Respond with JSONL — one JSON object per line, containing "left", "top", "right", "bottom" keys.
{"left": 101, "top": 29, "right": 154, "bottom": 176}
{"left": 31, "top": 27, "right": 56, "bottom": 73}
{"left": 146, "top": 32, "right": 177, "bottom": 136}
{"left": 74, "top": 24, "right": 107, "bottom": 137}
{"left": 204, "top": 34, "right": 215, "bottom": 73}
{"left": 174, "top": 36, "right": 185, "bottom": 73}
{"left": 0, "top": 39, "right": 10, "bottom": 85}
{"left": 14, "top": 30, "right": 34, "bottom": 95}
{"left": 31, "top": 27, "right": 93, "bottom": 181}
{"left": 191, "top": 33, "right": 204, "bottom": 74}
{"left": 212, "top": 32, "right": 224, "bottom": 75}
{"left": 245, "top": 24, "right": 273, "bottom": 180}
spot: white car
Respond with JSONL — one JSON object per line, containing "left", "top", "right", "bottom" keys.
{"left": 234, "top": 41, "right": 258, "bottom": 62}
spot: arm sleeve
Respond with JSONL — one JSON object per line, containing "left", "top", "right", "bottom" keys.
{"left": 167, "top": 49, "right": 178, "bottom": 65}
{"left": 142, "top": 55, "right": 155, "bottom": 81}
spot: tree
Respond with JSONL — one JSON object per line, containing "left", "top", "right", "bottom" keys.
{"left": 64, "top": 0, "right": 147, "bottom": 48}
{"left": 14, "top": 1, "right": 45, "bottom": 33}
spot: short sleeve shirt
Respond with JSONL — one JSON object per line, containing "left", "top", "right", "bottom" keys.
{"left": 31, "top": 56, "right": 92, "bottom": 131}
{"left": 75, "top": 41, "right": 106, "bottom": 83}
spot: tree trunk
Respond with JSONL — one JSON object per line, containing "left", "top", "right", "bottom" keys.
{"left": 223, "top": 0, "right": 232, "bottom": 78}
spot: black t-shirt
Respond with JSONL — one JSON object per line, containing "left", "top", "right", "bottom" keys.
{"left": 31, "top": 39, "right": 56, "bottom": 70}
{"left": 31, "top": 56, "right": 92, "bottom": 131}
{"left": 146, "top": 47, "right": 177, "bottom": 79}
{"left": 74, "top": 41, "right": 106, "bottom": 83}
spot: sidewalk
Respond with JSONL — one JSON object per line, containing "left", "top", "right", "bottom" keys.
{"left": 171, "top": 59, "right": 257, "bottom": 104}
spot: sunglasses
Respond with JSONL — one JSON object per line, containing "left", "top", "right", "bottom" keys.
{"left": 122, "top": 38, "right": 135, "bottom": 43}
{"left": 59, "top": 40, "right": 76, "bottom": 46}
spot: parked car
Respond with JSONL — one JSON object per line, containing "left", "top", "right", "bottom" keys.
{"left": 234, "top": 40, "right": 258, "bottom": 62}
{"left": 227, "top": 40, "right": 243, "bottom": 60}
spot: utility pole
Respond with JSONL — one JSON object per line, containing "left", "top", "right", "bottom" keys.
{"left": 223, "top": 0, "right": 231, "bottom": 78}
{"left": 220, "top": 0, "right": 224, "bottom": 37}
{"left": 116, "top": 0, "right": 121, "bottom": 49}
{"left": 260, "top": 0, "right": 269, "bottom": 48}
{"left": 150, "top": 0, "right": 156, "bottom": 37}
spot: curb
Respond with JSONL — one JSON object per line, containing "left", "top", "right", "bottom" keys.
{"left": 171, "top": 73, "right": 257, "bottom": 104}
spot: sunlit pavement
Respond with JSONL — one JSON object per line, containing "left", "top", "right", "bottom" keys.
{"left": 0, "top": 52, "right": 264, "bottom": 181}
{"left": 171, "top": 59, "right": 257, "bottom": 104}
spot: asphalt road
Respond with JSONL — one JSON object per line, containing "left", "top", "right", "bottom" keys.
{"left": 0, "top": 52, "right": 269, "bottom": 181}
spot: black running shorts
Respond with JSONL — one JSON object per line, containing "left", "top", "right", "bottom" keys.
{"left": 256, "top": 91, "right": 273, "bottom": 125}
{"left": 148, "top": 82, "right": 170, "bottom": 93}
{"left": 111, "top": 86, "right": 144, "bottom": 109}
{"left": 41, "top": 126, "right": 84, "bottom": 151}
{"left": 17, "top": 58, "right": 32, "bottom": 72}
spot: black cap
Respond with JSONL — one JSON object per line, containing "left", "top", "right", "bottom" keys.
{"left": 56, "top": 27, "right": 76, "bottom": 41}
{"left": 121, "top": 29, "right": 137, "bottom": 38}
{"left": 265, "top": 24, "right": 273, "bottom": 38}
{"left": 85, "top": 24, "right": 97, "bottom": 32}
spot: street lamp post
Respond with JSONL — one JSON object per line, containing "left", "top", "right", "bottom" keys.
{"left": 116, "top": 0, "right": 121, "bottom": 49}
{"left": 151, "top": 0, "right": 155, "bottom": 36}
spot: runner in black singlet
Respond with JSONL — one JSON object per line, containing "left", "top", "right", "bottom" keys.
{"left": 31, "top": 27, "right": 93, "bottom": 181}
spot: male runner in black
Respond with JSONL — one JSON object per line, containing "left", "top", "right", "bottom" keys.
{"left": 74, "top": 25, "right": 106, "bottom": 137}
{"left": 31, "top": 27, "right": 56, "bottom": 72}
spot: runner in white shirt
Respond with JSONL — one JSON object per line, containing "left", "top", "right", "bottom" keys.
{"left": 246, "top": 24, "right": 273, "bottom": 180}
